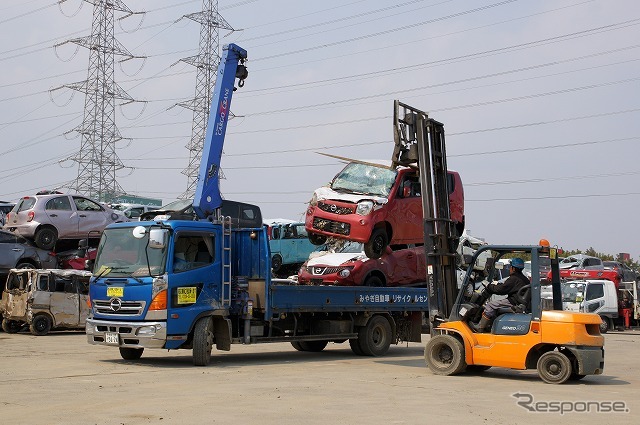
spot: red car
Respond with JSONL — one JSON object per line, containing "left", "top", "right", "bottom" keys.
{"left": 297, "top": 242, "right": 427, "bottom": 287}
{"left": 305, "top": 161, "right": 463, "bottom": 259}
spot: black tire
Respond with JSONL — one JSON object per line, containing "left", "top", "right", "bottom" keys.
{"left": 193, "top": 317, "right": 214, "bottom": 366}
{"left": 299, "top": 340, "right": 328, "bottom": 352}
{"left": 15, "top": 262, "right": 35, "bottom": 270}
{"left": 119, "top": 347, "right": 144, "bottom": 360}
{"left": 349, "top": 338, "right": 364, "bottom": 356}
{"left": 34, "top": 227, "right": 58, "bottom": 250}
{"left": 364, "top": 228, "right": 388, "bottom": 259}
{"left": 2, "top": 319, "right": 23, "bottom": 334}
{"left": 358, "top": 315, "right": 392, "bottom": 356}
{"left": 308, "top": 232, "right": 327, "bottom": 246}
{"left": 271, "top": 254, "right": 283, "bottom": 272}
{"left": 599, "top": 316, "right": 610, "bottom": 334}
{"left": 291, "top": 341, "right": 305, "bottom": 351}
{"left": 363, "top": 275, "right": 384, "bottom": 287}
{"left": 29, "top": 315, "right": 52, "bottom": 336}
{"left": 424, "top": 334, "right": 467, "bottom": 375}
{"left": 537, "top": 351, "right": 572, "bottom": 384}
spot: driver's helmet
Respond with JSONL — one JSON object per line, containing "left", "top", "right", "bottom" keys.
{"left": 510, "top": 258, "right": 525, "bottom": 269}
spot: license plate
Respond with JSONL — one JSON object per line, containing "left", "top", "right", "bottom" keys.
{"left": 105, "top": 332, "right": 119, "bottom": 345}
{"left": 107, "top": 287, "right": 124, "bottom": 297}
{"left": 177, "top": 287, "right": 197, "bottom": 304}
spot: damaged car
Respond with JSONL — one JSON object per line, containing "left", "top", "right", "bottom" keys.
{"left": 304, "top": 160, "right": 464, "bottom": 259}
{"left": 297, "top": 241, "right": 427, "bottom": 287}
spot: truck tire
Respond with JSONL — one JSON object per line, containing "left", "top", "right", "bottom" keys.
{"left": 2, "top": 319, "right": 23, "bottom": 334}
{"left": 357, "top": 315, "right": 392, "bottom": 356}
{"left": 363, "top": 275, "right": 384, "bottom": 287}
{"left": 34, "top": 227, "right": 58, "bottom": 250}
{"left": 291, "top": 341, "right": 305, "bottom": 351}
{"left": 349, "top": 338, "right": 364, "bottom": 356}
{"left": 364, "top": 228, "right": 388, "bottom": 259}
{"left": 537, "top": 351, "right": 572, "bottom": 384}
{"left": 599, "top": 316, "right": 610, "bottom": 334}
{"left": 299, "top": 340, "right": 328, "bottom": 352}
{"left": 424, "top": 334, "right": 466, "bottom": 375}
{"left": 193, "top": 317, "right": 214, "bottom": 366}
{"left": 119, "top": 347, "right": 144, "bottom": 360}
{"left": 29, "top": 315, "right": 52, "bottom": 336}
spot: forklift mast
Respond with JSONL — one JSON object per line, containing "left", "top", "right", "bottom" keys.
{"left": 392, "top": 100, "right": 459, "bottom": 330}
{"left": 192, "top": 43, "right": 248, "bottom": 219}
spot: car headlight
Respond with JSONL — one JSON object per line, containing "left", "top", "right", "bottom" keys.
{"left": 309, "top": 193, "right": 318, "bottom": 207}
{"left": 356, "top": 200, "right": 373, "bottom": 216}
{"left": 338, "top": 268, "right": 351, "bottom": 278}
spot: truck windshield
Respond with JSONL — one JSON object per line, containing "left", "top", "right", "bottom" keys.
{"left": 93, "top": 227, "right": 167, "bottom": 278}
{"left": 331, "top": 163, "right": 397, "bottom": 197}
{"left": 561, "top": 282, "right": 585, "bottom": 302}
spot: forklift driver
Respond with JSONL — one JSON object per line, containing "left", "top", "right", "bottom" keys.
{"left": 469, "top": 258, "right": 529, "bottom": 333}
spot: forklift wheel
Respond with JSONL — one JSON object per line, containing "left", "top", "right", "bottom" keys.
{"left": 424, "top": 334, "right": 466, "bottom": 375}
{"left": 537, "top": 351, "right": 572, "bottom": 384}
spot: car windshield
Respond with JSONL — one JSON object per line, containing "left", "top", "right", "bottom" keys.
{"left": 331, "top": 163, "right": 397, "bottom": 197}
{"left": 159, "top": 199, "right": 192, "bottom": 211}
{"left": 561, "top": 282, "right": 585, "bottom": 302}
{"left": 93, "top": 227, "right": 167, "bottom": 278}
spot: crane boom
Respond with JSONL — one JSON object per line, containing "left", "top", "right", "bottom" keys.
{"left": 193, "top": 43, "right": 248, "bottom": 219}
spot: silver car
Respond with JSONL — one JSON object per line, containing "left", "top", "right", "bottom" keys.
{"left": 3, "top": 194, "right": 128, "bottom": 249}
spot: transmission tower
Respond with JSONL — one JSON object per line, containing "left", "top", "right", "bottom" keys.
{"left": 177, "top": 0, "right": 233, "bottom": 200}
{"left": 57, "top": 0, "right": 139, "bottom": 202}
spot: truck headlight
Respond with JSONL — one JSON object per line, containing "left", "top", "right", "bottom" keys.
{"left": 356, "top": 200, "right": 373, "bottom": 216}
{"left": 137, "top": 325, "right": 160, "bottom": 336}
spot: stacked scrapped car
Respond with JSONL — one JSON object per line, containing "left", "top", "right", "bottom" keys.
{"left": 305, "top": 160, "right": 463, "bottom": 259}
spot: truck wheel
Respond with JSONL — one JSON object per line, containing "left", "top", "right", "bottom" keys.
{"left": 349, "top": 338, "right": 364, "bottom": 356}
{"left": 308, "top": 232, "right": 327, "bottom": 246}
{"left": 358, "top": 315, "right": 392, "bottom": 356}
{"left": 599, "top": 316, "right": 610, "bottom": 334}
{"left": 424, "top": 334, "right": 466, "bottom": 375}
{"left": 2, "top": 319, "right": 23, "bottom": 334}
{"left": 291, "top": 341, "right": 305, "bottom": 351}
{"left": 34, "top": 227, "right": 58, "bottom": 250}
{"left": 193, "top": 317, "right": 214, "bottom": 366}
{"left": 537, "top": 351, "right": 572, "bottom": 384}
{"left": 271, "top": 255, "right": 283, "bottom": 272}
{"left": 29, "top": 315, "right": 52, "bottom": 336}
{"left": 364, "top": 228, "right": 388, "bottom": 259}
{"left": 119, "top": 347, "right": 144, "bottom": 360}
{"left": 299, "top": 340, "right": 328, "bottom": 352}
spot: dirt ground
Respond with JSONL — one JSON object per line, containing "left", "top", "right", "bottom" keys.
{"left": 0, "top": 330, "right": 638, "bottom": 425}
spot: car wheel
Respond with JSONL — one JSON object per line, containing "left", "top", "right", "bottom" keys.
{"left": 16, "top": 262, "right": 35, "bottom": 270}
{"left": 537, "top": 351, "right": 572, "bottom": 384}
{"left": 308, "top": 232, "right": 327, "bottom": 246}
{"left": 29, "top": 315, "right": 52, "bottom": 336}
{"left": 364, "top": 228, "right": 388, "bottom": 259}
{"left": 34, "top": 227, "right": 58, "bottom": 250}
{"left": 119, "top": 347, "right": 144, "bottom": 360}
{"left": 363, "top": 275, "right": 384, "bottom": 287}
{"left": 271, "top": 254, "right": 283, "bottom": 272}
{"left": 424, "top": 334, "right": 467, "bottom": 375}
{"left": 2, "top": 319, "right": 23, "bottom": 334}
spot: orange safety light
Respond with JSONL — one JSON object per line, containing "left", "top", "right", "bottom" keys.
{"left": 149, "top": 289, "right": 167, "bottom": 310}
{"left": 539, "top": 239, "right": 550, "bottom": 247}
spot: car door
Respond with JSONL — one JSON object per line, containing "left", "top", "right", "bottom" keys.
{"left": 0, "top": 231, "right": 22, "bottom": 271}
{"left": 49, "top": 275, "right": 80, "bottom": 326}
{"left": 388, "top": 172, "right": 422, "bottom": 243}
{"left": 44, "top": 196, "right": 79, "bottom": 237}
{"left": 73, "top": 196, "right": 109, "bottom": 238}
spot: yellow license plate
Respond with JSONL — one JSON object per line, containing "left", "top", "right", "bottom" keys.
{"left": 107, "top": 287, "right": 124, "bottom": 297}
{"left": 177, "top": 287, "right": 197, "bottom": 304}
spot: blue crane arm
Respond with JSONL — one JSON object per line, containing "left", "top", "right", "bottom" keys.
{"left": 193, "top": 43, "right": 248, "bottom": 219}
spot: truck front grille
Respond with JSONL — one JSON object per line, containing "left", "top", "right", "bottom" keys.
{"left": 94, "top": 300, "right": 146, "bottom": 316}
{"left": 312, "top": 217, "right": 350, "bottom": 236}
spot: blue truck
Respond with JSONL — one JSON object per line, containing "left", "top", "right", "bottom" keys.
{"left": 85, "top": 44, "right": 429, "bottom": 365}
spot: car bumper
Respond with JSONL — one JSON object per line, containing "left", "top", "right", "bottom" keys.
{"left": 86, "top": 318, "right": 167, "bottom": 349}
{"left": 305, "top": 206, "right": 372, "bottom": 242}
{"left": 7, "top": 223, "right": 39, "bottom": 238}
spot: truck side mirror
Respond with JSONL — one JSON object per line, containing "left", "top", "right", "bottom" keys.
{"left": 149, "top": 228, "right": 168, "bottom": 249}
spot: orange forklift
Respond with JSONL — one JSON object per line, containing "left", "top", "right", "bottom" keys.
{"left": 392, "top": 101, "right": 604, "bottom": 384}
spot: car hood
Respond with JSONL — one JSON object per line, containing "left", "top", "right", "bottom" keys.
{"left": 314, "top": 186, "right": 388, "bottom": 205}
{"left": 307, "top": 251, "right": 369, "bottom": 267}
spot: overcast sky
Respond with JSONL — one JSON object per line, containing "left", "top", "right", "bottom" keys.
{"left": 1, "top": 0, "right": 639, "bottom": 259}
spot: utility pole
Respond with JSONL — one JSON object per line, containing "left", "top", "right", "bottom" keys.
{"left": 177, "top": 0, "right": 233, "bottom": 200}
{"left": 56, "top": 0, "right": 140, "bottom": 202}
